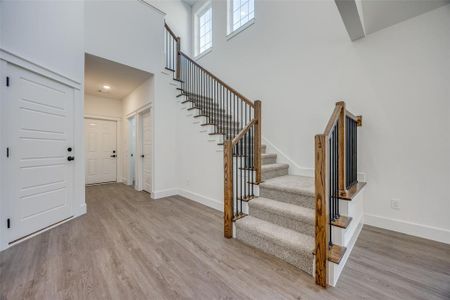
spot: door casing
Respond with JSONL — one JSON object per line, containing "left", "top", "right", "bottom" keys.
{"left": 0, "top": 53, "right": 86, "bottom": 251}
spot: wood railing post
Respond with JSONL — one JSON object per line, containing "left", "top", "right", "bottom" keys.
{"left": 315, "top": 134, "right": 328, "bottom": 287}
{"left": 224, "top": 140, "right": 233, "bottom": 238}
{"left": 176, "top": 37, "right": 181, "bottom": 80}
{"left": 337, "top": 101, "right": 346, "bottom": 194}
{"left": 254, "top": 100, "right": 262, "bottom": 184}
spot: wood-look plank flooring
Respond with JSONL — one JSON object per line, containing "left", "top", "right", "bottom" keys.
{"left": 1, "top": 183, "right": 449, "bottom": 299}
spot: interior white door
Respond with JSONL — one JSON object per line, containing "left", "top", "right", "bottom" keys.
{"left": 141, "top": 110, "right": 152, "bottom": 193}
{"left": 85, "top": 119, "right": 117, "bottom": 184}
{"left": 5, "top": 64, "right": 74, "bottom": 243}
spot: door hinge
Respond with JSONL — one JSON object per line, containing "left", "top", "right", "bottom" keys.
{"left": 6, "top": 147, "right": 9, "bottom": 158}
{"left": 7, "top": 218, "right": 11, "bottom": 229}
{"left": 6, "top": 76, "right": 10, "bottom": 87}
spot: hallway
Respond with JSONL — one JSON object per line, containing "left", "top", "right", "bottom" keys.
{"left": 0, "top": 184, "right": 449, "bottom": 299}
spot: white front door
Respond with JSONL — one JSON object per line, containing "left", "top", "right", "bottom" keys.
{"left": 85, "top": 118, "right": 117, "bottom": 184}
{"left": 5, "top": 64, "right": 74, "bottom": 243}
{"left": 141, "top": 110, "right": 152, "bottom": 193}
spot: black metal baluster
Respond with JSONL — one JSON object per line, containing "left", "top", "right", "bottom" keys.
{"left": 329, "top": 133, "right": 333, "bottom": 246}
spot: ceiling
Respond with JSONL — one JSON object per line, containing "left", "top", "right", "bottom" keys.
{"left": 182, "top": 0, "right": 196, "bottom": 6}
{"left": 84, "top": 54, "right": 152, "bottom": 99}
{"left": 361, "top": 0, "right": 449, "bottom": 34}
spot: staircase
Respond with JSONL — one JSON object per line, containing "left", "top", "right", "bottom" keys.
{"left": 236, "top": 149, "right": 316, "bottom": 275}
{"left": 164, "top": 23, "right": 366, "bottom": 288}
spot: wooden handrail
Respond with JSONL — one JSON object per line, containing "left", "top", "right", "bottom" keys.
{"left": 180, "top": 51, "right": 255, "bottom": 108}
{"left": 315, "top": 101, "right": 362, "bottom": 288}
{"left": 324, "top": 102, "right": 344, "bottom": 136}
{"left": 232, "top": 119, "right": 256, "bottom": 145}
{"left": 164, "top": 22, "right": 177, "bottom": 39}
{"left": 346, "top": 110, "right": 362, "bottom": 126}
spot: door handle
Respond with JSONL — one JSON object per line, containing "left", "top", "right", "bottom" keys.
{"left": 67, "top": 156, "right": 75, "bottom": 161}
{"left": 110, "top": 155, "right": 117, "bottom": 158}
{"left": 141, "top": 155, "right": 145, "bottom": 158}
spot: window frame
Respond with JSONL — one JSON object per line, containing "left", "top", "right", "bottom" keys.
{"left": 195, "top": 2, "right": 213, "bottom": 58}
{"left": 227, "top": 0, "right": 255, "bottom": 39}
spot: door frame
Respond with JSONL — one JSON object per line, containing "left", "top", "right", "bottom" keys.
{"left": 0, "top": 50, "right": 85, "bottom": 251}
{"left": 127, "top": 115, "right": 137, "bottom": 187}
{"left": 125, "top": 103, "right": 153, "bottom": 195}
{"left": 84, "top": 115, "right": 121, "bottom": 184}
{"left": 138, "top": 107, "right": 152, "bottom": 193}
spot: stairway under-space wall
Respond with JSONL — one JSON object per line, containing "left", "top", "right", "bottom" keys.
{"left": 164, "top": 23, "right": 366, "bottom": 287}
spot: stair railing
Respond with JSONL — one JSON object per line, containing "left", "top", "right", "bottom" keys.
{"left": 164, "top": 22, "right": 180, "bottom": 79}
{"left": 164, "top": 23, "right": 262, "bottom": 239}
{"left": 314, "top": 101, "right": 362, "bottom": 287}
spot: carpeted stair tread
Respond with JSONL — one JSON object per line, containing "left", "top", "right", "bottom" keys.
{"left": 260, "top": 175, "right": 315, "bottom": 197}
{"left": 249, "top": 197, "right": 314, "bottom": 225}
{"left": 235, "top": 216, "right": 314, "bottom": 274}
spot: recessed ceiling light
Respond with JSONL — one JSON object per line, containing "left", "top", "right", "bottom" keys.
{"left": 103, "top": 85, "right": 111, "bottom": 90}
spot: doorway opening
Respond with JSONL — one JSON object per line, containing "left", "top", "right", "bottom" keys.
{"left": 84, "top": 53, "right": 154, "bottom": 189}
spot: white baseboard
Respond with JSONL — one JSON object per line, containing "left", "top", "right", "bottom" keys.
{"left": 152, "top": 188, "right": 178, "bottom": 199}
{"left": 178, "top": 189, "right": 223, "bottom": 212}
{"left": 78, "top": 203, "right": 87, "bottom": 216}
{"left": 261, "top": 136, "right": 367, "bottom": 181}
{"left": 365, "top": 214, "right": 450, "bottom": 244}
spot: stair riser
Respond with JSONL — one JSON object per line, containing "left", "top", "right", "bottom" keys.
{"left": 236, "top": 227, "right": 313, "bottom": 275}
{"left": 262, "top": 167, "right": 288, "bottom": 181}
{"left": 262, "top": 155, "right": 277, "bottom": 165}
{"left": 259, "top": 187, "right": 315, "bottom": 209}
{"left": 249, "top": 206, "right": 314, "bottom": 236}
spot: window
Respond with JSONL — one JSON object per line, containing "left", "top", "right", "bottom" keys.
{"left": 229, "top": 0, "right": 254, "bottom": 34}
{"left": 196, "top": 5, "right": 212, "bottom": 56}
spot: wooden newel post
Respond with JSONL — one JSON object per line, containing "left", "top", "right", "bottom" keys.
{"left": 224, "top": 140, "right": 233, "bottom": 238}
{"left": 337, "top": 101, "right": 346, "bottom": 194}
{"left": 315, "top": 134, "right": 328, "bottom": 287}
{"left": 176, "top": 37, "right": 181, "bottom": 80}
{"left": 254, "top": 100, "right": 262, "bottom": 184}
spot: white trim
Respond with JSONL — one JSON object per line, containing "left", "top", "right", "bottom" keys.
{"left": 226, "top": 17, "right": 255, "bottom": 41}
{"left": 7, "top": 216, "right": 76, "bottom": 249}
{"left": 84, "top": 114, "right": 121, "bottom": 121}
{"left": 0, "top": 48, "right": 82, "bottom": 89}
{"left": 125, "top": 103, "right": 152, "bottom": 118}
{"left": 138, "top": 0, "right": 166, "bottom": 16}
{"left": 0, "top": 60, "right": 7, "bottom": 251}
{"left": 262, "top": 136, "right": 367, "bottom": 181}
{"left": 79, "top": 203, "right": 87, "bottom": 215}
{"left": 194, "top": 47, "right": 213, "bottom": 60}
{"left": 194, "top": 1, "right": 213, "bottom": 57}
{"left": 262, "top": 136, "right": 314, "bottom": 177}
{"left": 152, "top": 188, "right": 178, "bottom": 199}
{"left": 365, "top": 214, "right": 450, "bottom": 244}
{"left": 178, "top": 189, "right": 223, "bottom": 212}
{"left": 328, "top": 220, "right": 364, "bottom": 287}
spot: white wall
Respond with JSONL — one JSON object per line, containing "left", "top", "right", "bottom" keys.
{"left": 189, "top": 1, "right": 450, "bottom": 243}
{"left": 146, "top": 0, "right": 192, "bottom": 54}
{"left": 85, "top": 0, "right": 184, "bottom": 195}
{"left": 122, "top": 77, "right": 154, "bottom": 116}
{"left": 0, "top": 0, "right": 84, "bottom": 82}
{"left": 85, "top": 94, "right": 123, "bottom": 119}
{"left": 0, "top": 0, "right": 86, "bottom": 250}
